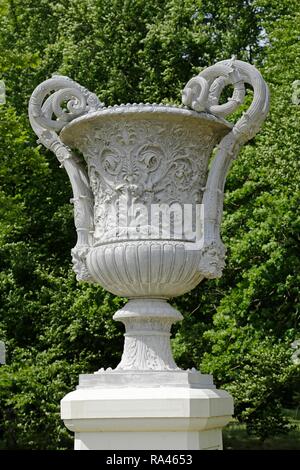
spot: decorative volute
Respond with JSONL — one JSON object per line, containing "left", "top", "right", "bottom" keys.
{"left": 182, "top": 58, "right": 269, "bottom": 278}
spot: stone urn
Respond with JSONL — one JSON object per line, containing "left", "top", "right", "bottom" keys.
{"left": 29, "top": 58, "right": 269, "bottom": 449}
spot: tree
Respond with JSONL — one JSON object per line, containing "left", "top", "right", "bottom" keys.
{"left": 0, "top": 0, "right": 299, "bottom": 448}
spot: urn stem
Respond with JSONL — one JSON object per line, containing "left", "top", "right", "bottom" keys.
{"left": 113, "top": 299, "right": 182, "bottom": 371}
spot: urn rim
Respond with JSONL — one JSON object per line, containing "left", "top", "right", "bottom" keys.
{"left": 60, "top": 102, "right": 232, "bottom": 142}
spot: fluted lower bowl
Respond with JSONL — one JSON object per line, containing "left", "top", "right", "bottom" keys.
{"left": 86, "top": 240, "right": 203, "bottom": 298}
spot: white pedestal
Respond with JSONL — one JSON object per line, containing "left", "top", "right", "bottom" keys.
{"left": 61, "top": 371, "right": 233, "bottom": 450}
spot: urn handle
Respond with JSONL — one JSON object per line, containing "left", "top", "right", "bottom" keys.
{"left": 182, "top": 57, "right": 270, "bottom": 279}
{"left": 28, "top": 75, "right": 104, "bottom": 281}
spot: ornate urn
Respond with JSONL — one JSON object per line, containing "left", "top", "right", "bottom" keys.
{"left": 29, "top": 58, "right": 269, "bottom": 373}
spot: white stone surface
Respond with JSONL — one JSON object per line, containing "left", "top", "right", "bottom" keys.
{"left": 61, "top": 384, "right": 233, "bottom": 450}
{"left": 113, "top": 299, "right": 182, "bottom": 370}
{"left": 0, "top": 341, "right": 5, "bottom": 365}
{"left": 82, "top": 369, "right": 215, "bottom": 388}
{"left": 74, "top": 430, "right": 223, "bottom": 451}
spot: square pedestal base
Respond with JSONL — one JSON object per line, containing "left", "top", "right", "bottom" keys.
{"left": 61, "top": 371, "right": 233, "bottom": 450}
{"left": 74, "top": 429, "right": 223, "bottom": 450}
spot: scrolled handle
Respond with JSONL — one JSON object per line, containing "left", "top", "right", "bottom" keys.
{"left": 29, "top": 75, "right": 104, "bottom": 281}
{"left": 182, "top": 58, "right": 270, "bottom": 278}
{"left": 29, "top": 74, "right": 102, "bottom": 140}
{"left": 182, "top": 57, "right": 269, "bottom": 139}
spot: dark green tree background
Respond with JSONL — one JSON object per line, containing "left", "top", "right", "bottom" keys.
{"left": 0, "top": 0, "right": 299, "bottom": 449}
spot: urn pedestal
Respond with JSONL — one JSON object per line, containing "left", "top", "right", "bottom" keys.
{"left": 29, "top": 58, "right": 269, "bottom": 450}
{"left": 61, "top": 371, "right": 233, "bottom": 450}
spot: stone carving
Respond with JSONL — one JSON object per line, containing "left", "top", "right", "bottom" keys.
{"left": 29, "top": 58, "right": 269, "bottom": 371}
{"left": 29, "top": 75, "right": 104, "bottom": 282}
{"left": 182, "top": 57, "right": 270, "bottom": 277}
{"left": 86, "top": 240, "right": 203, "bottom": 298}
{"left": 61, "top": 110, "right": 222, "bottom": 249}
{"left": 113, "top": 299, "right": 182, "bottom": 371}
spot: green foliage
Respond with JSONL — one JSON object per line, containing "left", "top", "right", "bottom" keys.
{"left": 0, "top": 355, "right": 77, "bottom": 450}
{"left": 173, "top": 0, "right": 300, "bottom": 441}
{"left": 201, "top": 327, "right": 296, "bottom": 440}
{"left": 0, "top": 0, "right": 262, "bottom": 109}
{"left": 0, "top": 0, "right": 299, "bottom": 448}
{"left": 224, "top": 414, "right": 300, "bottom": 450}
